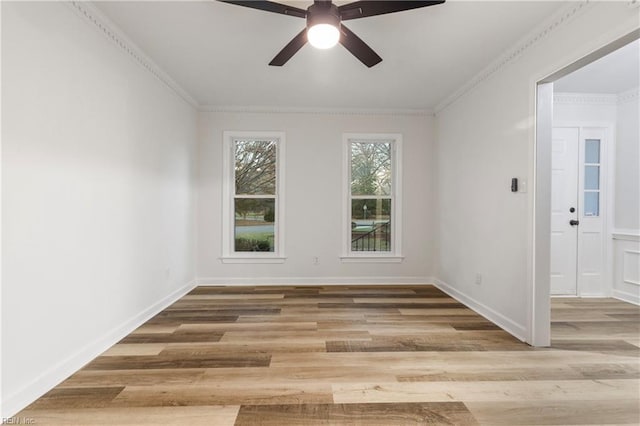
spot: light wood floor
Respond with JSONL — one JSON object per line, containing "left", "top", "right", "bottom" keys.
{"left": 16, "top": 286, "right": 640, "bottom": 425}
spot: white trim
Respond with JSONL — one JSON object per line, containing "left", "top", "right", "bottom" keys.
{"left": 435, "top": 1, "right": 591, "bottom": 114}
{"left": 220, "top": 257, "right": 287, "bottom": 264}
{"left": 196, "top": 277, "right": 432, "bottom": 286}
{"left": 612, "top": 230, "right": 640, "bottom": 241}
{"left": 201, "top": 105, "right": 433, "bottom": 116}
{"left": 221, "top": 131, "right": 286, "bottom": 261}
{"left": 612, "top": 289, "right": 640, "bottom": 305}
{"left": 342, "top": 133, "right": 403, "bottom": 259}
{"left": 575, "top": 292, "right": 610, "bottom": 298}
{"left": 340, "top": 256, "right": 404, "bottom": 263}
{"left": 433, "top": 278, "right": 527, "bottom": 342}
{"left": 531, "top": 82, "right": 554, "bottom": 347}
{"left": 623, "top": 250, "right": 640, "bottom": 286}
{"left": 66, "top": 2, "right": 198, "bottom": 108}
{"left": 617, "top": 87, "right": 640, "bottom": 104}
{"left": 554, "top": 92, "right": 618, "bottom": 106}
{"left": 0, "top": 280, "right": 197, "bottom": 418}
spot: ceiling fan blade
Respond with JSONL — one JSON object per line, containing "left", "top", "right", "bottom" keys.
{"left": 339, "top": 0, "right": 445, "bottom": 21}
{"left": 269, "top": 29, "right": 307, "bottom": 66}
{"left": 218, "top": 1, "right": 306, "bottom": 18}
{"left": 339, "top": 24, "right": 382, "bottom": 68}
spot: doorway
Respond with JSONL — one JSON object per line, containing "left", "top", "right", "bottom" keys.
{"left": 532, "top": 29, "right": 640, "bottom": 347}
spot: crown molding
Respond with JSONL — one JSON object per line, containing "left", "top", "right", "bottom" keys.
{"left": 617, "top": 86, "right": 639, "bottom": 104}
{"left": 434, "top": 1, "right": 591, "bottom": 114}
{"left": 200, "top": 105, "right": 434, "bottom": 116}
{"left": 554, "top": 92, "right": 618, "bottom": 106}
{"left": 67, "top": 1, "right": 199, "bottom": 109}
{"left": 554, "top": 87, "right": 639, "bottom": 106}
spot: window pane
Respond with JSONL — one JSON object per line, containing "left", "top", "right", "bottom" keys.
{"left": 585, "top": 166, "right": 599, "bottom": 190}
{"left": 234, "top": 198, "right": 275, "bottom": 252}
{"left": 584, "top": 192, "right": 599, "bottom": 217}
{"left": 585, "top": 139, "right": 600, "bottom": 164}
{"left": 235, "top": 139, "right": 276, "bottom": 195}
{"left": 351, "top": 199, "right": 391, "bottom": 252}
{"left": 351, "top": 142, "right": 392, "bottom": 196}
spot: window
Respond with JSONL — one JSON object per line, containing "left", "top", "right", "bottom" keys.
{"left": 583, "top": 139, "right": 600, "bottom": 217}
{"left": 342, "top": 133, "right": 403, "bottom": 262}
{"left": 222, "top": 131, "right": 285, "bottom": 263}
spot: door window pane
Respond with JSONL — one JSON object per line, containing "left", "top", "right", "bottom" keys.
{"left": 351, "top": 199, "right": 391, "bottom": 252}
{"left": 235, "top": 139, "right": 276, "bottom": 195}
{"left": 585, "top": 166, "right": 600, "bottom": 190}
{"left": 234, "top": 198, "right": 275, "bottom": 252}
{"left": 351, "top": 142, "right": 392, "bottom": 196}
{"left": 585, "top": 139, "right": 600, "bottom": 164}
{"left": 584, "top": 192, "right": 599, "bottom": 217}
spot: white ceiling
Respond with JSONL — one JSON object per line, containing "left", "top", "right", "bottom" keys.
{"left": 554, "top": 39, "right": 640, "bottom": 94}
{"left": 94, "top": 1, "right": 566, "bottom": 109}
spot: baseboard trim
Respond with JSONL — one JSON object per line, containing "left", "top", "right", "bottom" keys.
{"left": 1, "top": 280, "right": 197, "bottom": 418}
{"left": 196, "top": 276, "right": 433, "bottom": 286}
{"left": 612, "top": 289, "right": 640, "bottom": 306}
{"left": 432, "top": 278, "right": 527, "bottom": 342}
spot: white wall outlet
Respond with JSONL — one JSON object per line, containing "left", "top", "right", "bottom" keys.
{"left": 312, "top": 256, "right": 319, "bottom": 265}
{"left": 475, "top": 273, "right": 482, "bottom": 285}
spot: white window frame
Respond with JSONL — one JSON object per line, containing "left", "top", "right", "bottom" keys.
{"left": 341, "top": 133, "right": 403, "bottom": 263}
{"left": 221, "top": 131, "right": 286, "bottom": 264}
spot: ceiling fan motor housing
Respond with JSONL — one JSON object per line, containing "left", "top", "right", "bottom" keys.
{"left": 306, "top": 3, "right": 341, "bottom": 32}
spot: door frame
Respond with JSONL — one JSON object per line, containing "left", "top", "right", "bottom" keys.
{"left": 529, "top": 28, "right": 639, "bottom": 347}
{"left": 552, "top": 122, "right": 615, "bottom": 297}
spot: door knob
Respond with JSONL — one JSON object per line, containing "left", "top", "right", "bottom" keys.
{"left": 569, "top": 219, "right": 580, "bottom": 226}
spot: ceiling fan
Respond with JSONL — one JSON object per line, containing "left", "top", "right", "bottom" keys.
{"left": 218, "top": 0, "right": 445, "bottom": 67}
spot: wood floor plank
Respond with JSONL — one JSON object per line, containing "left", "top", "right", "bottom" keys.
{"left": 234, "top": 402, "right": 478, "bottom": 425}
{"left": 332, "top": 379, "right": 640, "bottom": 404}
{"left": 111, "top": 384, "right": 333, "bottom": 407}
{"left": 24, "top": 387, "right": 125, "bottom": 409}
{"left": 101, "top": 343, "right": 167, "bottom": 356}
{"left": 84, "top": 353, "right": 271, "bottom": 370}
{"left": 18, "top": 406, "right": 240, "bottom": 426}
{"left": 58, "top": 369, "right": 206, "bottom": 388}
{"left": 466, "top": 399, "right": 640, "bottom": 425}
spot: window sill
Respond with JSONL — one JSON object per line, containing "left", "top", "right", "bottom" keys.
{"left": 220, "top": 256, "right": 287, "bottom": 264}
{"left": 340, "top": 256, "right": 404, "bottom": 264}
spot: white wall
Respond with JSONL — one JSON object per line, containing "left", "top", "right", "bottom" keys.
{"left": 1, "top": 2, "right": 197, "bottom": 416}
{"left": 615, "top": 91, "right": 640, "bottom": 232}
{"left": 197, "top": 111, "right": 434, "bottom": 284}
{"left": 434, "top": 3, "right": 639, "bottom": 341}
{"left": 613, "top": 90, "right": 640, "bottom": 304}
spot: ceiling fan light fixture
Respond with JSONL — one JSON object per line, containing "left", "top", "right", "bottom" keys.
{"left": 306, "top": 3, "right": 341, "bottom": 50}
{"left": 307, "top": 24, "right": 340, "bottom": 49}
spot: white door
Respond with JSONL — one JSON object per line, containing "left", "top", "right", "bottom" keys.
{"left": 551, "top": 127, "right": 579, "bottom": 295}
{"left": 551, "top": 126, "right": 607, "bottom": 296}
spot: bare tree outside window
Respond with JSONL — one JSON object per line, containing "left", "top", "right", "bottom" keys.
{"left": 233, "top": 139, "right": 277, "bottom": 252}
